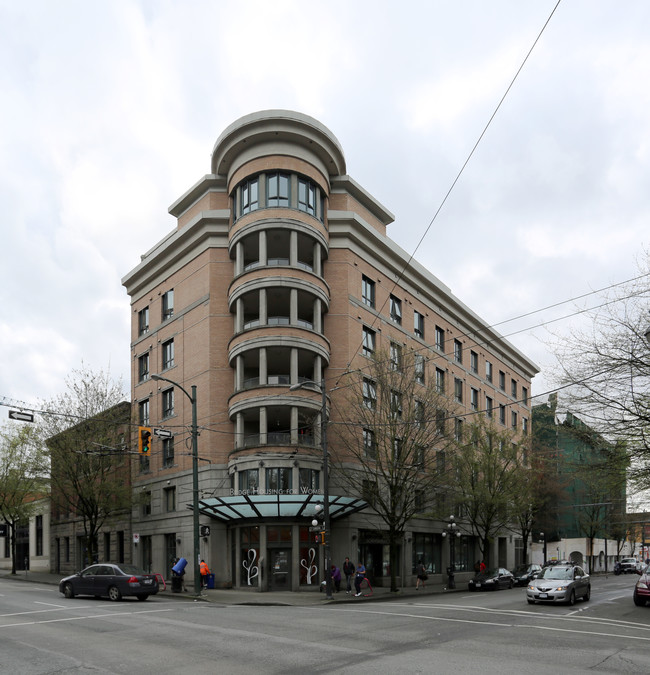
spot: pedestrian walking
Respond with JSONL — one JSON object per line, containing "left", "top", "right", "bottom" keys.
{"left": 199, "top": 559, "right": 210, "bottom": 589}
{"left": 331, "top": 564, "right": 342, "bottom": 592}
{"left": 343, "top": 557, "right": 355, "bottom": 594}
{"left": 415, "top": 559, "right": 427, "bottom": 590}
{"left": 354, "top": 562, "right": 366, "bottom": 596}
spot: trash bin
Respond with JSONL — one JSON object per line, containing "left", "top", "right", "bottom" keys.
{"left": 171, "top": 574, "right": 182, "bottom": 593}
{"left": 207, "top": 573, "right": 215, "bottom": 589}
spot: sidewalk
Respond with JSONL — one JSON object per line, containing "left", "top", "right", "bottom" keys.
{"left": 0, "top": 568, "right": 454, "bottom": 606}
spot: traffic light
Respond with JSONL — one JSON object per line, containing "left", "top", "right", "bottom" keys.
{"left": 138, "top": 427, "right": 152, "bottom": 455}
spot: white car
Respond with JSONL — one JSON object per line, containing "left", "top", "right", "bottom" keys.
{"left": 527, "top": 564, "right": 590, "bottom": 606}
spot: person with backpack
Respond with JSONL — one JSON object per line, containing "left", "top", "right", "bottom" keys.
{"left": 343, "top": 557, "right": 355, "bottom": 594}
{"left": 416, "top": 559, "right": 428, "bottom": 590}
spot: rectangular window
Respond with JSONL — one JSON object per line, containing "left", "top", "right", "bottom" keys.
{"left": 362, "top": 480, "right": 378, "bottom": 506}
{"left": 162, "top": 339, "right": 174, "bottom": 370}
{"left": 511, "top": 410, "right": 518, "bottom": 430}
{"left": 390, "top": 342, "right": 402, "bottom": 371}
{"left": 363, "top": 429, "right": 376, "bottom": 458}
{"left": 486, "top": 395, "right": 493, "bottom": 419}
{"left": 414, "top": 311, "right": 424, "bottom": 338}
{"left": 361, "top": 275, "right": 375, "bottom": 308}
{"left": 486, "top": 360, "right": 493, "bottom": 383}
{"left": 522, "top": 417, "right": 528, "bottom": 436}
{"left": 522, "top": 386, "right": 528, "bottom": 406}
{"left": 454, "top": 377, "right": 463, "bottom": 403}
{"left": 470, "top": 351, "right": 478, "bottom": 374}
{"left": 299, "top": 468, "right": 319, "bottom": 492}
{"left": 435, "top": 368, "right": 445, "bottom": 394}
{"left": 266, "top": 468, "right": 292, "bottom": 493}
{"left": 162, "top": 437, "right": 174, "bottom": 468}
{"left": 414, "top": 354, "right": 425, "bottom": 384}
{"left": 239, "top": 469, "right": 259, "bottom": 494}
{"left": 164, "top": 487, "right": 176, "bottom": 512}
{"left": 162, "top": 388, "right": 174, "bottom": 418}
{"left": 436, "top": 409, "right": 447, "bottom": 436}
{"left": 267, "top": 173, "right": 290, "bottom": 207}
{"left": 363, "top": 378, "right": 376, "bottom": 410}
{"left": 104, "top": 532, "right": 110, "bottom": 560}
{"left": 511, "top": 379, "right": 517, "bottom": 398}
{"left": 436, "top": 450, "right": 446, "bottom": 475}
{"left": 138, "top": 353, "right": 149, "bottom": 382}
{"left": 470, "top": 387, "right": 478, "bottom": 411}
{"left": 138, "top": 399, "right": 150, "bottom": 425}
{"left": 142, "top": 491, "right": 152, "bottom": 516}
{"left": 298, "top": 178, "right": 316, "bottom": 216}
{"left": 138, "top": 307, "right": 149, "bottom": 336}
{"left": 499, "top": 371, "right": 506, "bottom": 391}
{"left": 499, "top": 404, "right": 506, "bottom": 425}
{"left": 390, "top": 390, "right": 402, "bottom": 419}
{"left": 389, "top": 295, "right": 402, "bottom": 325}
{"left": 162, "top": 289, "right": 174, "bottom": 321}
{"left": 454, "top": 339, "right": 463, "bottom": 363}
{"left": 362, "top": 326, "right": 376, "bottom": 357}
{"left": 241, "top": 176, "right": 259, "bottom": 215}
{"left": 35, "top": 515, "right": 43, "bottom": 556}
{"left": 435, "top": 326, "right": 445, "bottom": 352}
{"left": 117, "top": 531, "right": 124, "bottom": 563}
{"left": 454, "top": 418, "right": 464, "bottom": 442}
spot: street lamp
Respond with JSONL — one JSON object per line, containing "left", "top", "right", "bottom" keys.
{"left": 289, "top": 379, "right": 332, "bottom": 600}
{"left": 441, "top": 515, "right": 461, "bottom": 589}
{"left": 539, "top": 531, "right": 547, "bottom": 566}
{"left": 151, "top": 373, "right": 201, "bottom": 596}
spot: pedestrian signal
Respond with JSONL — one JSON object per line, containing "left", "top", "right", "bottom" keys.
{"left": 138, "top": 427, "right": 152, "bottom": 455}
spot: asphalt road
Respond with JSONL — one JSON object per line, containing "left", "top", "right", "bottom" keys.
{"left": 1, "top": 574, "right": 648, "bottom": 674}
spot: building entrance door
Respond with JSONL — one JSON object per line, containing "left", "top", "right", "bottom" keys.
{"left": 269, "top": 548, "right": 291, "bottom": 590}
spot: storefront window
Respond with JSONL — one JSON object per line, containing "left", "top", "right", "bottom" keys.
{"left": 412, "top": 532, "right": 442, "bottom": 574}
{"left": 299, "top": 526, "right": 320, "bottom": 586}
{"left": 454, "top": 535, "right": 475, "bottom": 572}
{"left": 240, "top": 526, "right": 260, "bottom": 587}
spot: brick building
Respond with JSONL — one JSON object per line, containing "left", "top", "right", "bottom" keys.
{"left": 122, "top": 110, "right": 538, "bottom": 590}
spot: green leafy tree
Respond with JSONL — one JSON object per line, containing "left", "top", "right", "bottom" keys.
{"left": 40, "top": 366, "right": 131, "bottom": 566}
{"left": 0, "top": 424, "right": 48, "bottom": 574}
{"left": 331, "top": 348, "right": 457, "bottom": 592}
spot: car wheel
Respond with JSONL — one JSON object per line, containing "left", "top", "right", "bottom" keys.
{"left": 567, "top": 590, "right": 576, "bottom": 606}
{"left": 583, "top": 586, "right": 590, "bottom": 602}
{"left": 108, "top": 585, "right": 122, "bottom": 602}
{"left": 136, "top": 594, "right": 149, "bottom": 601}
{"left": 63, "top": 583, "right": 75, "bottom": 599}
{"left": 633, "top": 593, "right": 646, "bottom": 607}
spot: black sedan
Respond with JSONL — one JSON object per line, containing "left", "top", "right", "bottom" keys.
{"left": 511, "top": 563, "right": 542, "bottom": 586}
{"left": 468, "top": 568, "right": 515, "bottom": 591}
{"left": 59, "top": 563, "right": 159, "bottom": 601}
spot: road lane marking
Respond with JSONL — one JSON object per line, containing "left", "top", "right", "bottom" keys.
{"left": 0, "top": 608, "right": 173, "bottom": 629}
{"left": 33, "top": 601, "right": 67, "bottom": 608}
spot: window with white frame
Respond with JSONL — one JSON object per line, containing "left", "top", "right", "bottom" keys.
{"left": 162, "top": 437, "right": 174, "bottom": 468}
{"left": 511, "top": 410, "right": 518, "bottom": 430}
{"left": 414, "top": 354, "right": 425, "bottom": 384}
{"left": 138, "top": 353, "right": 149, "bottom": 382}
{"left": 240, "top": 176, "right": 259, "bottom": 215}
{"left": 436, "top": 368, "right": 445, "bottom": 394}
{"left": 162, "top": 339, "right": 174, "bottom": 370}
{"left": 499, "top": 370, "right": 506, "bottom": 391}
{"left": 511, "top": 379, "right": 517, "bottom": 398}
{"left": 390, "top": 390, "right": 402, "bottom": 419}
{"left": 454, "top": 378, "right": 463, "bottom": 403}
{"left": 266, "top": 173, "right": 290, "bottom": 207}
{"left": 363, "top": 429, "right": 376, "bottom": 458}
{"left": 454, "top": 417, "right": 464, "bottom": 441}
{"left": 522, "top": 386, "right": 528, "bottom": 406}
{"left": 470, "top": 351, "right": 478, "bottom": 373}
{"left": 297, "top": 178, "right": 316, "bottom": 216}
{"left": 362, "top": 276, "right": 375, "bottom": 308}
{"left": 362, "top": 326, "right": 376, "bottom": 357}
{"left": 363, "top": 378, "right": 376, "bottom": 410}
{"left": 486, "top": 360, "right": 493, "bottom": 383}
{"left": 470, "top": 387, "right": 478, "bottom": 411}
{"left": 162, "top": 289, "right": 174, "bottom": 321}
{"left": 389, "top": 295, "right": 402, "bottom": 325}
{"left": 162, "top": 388, "right": 174, "bottom": 418}
{"left": 435, "top": 326, "right": 445, "bottom": 352}
{"left": 390, "top": 342, "right": 402, "bottom": 371}
{"left": 138, "top": 399, "right": 149, "bottom": 425}
{"left": 414, "top": 311, "right": 424, "bottom": 338}
{"left": 138, "top": 307, "right": 149, "bottom": 336}
{"left": 486, "top": 395, "right": 493, "bottom": 418}
{"left": 499, "top": 404, "right": 506, "bottom": 425}
{"left": 454, "top": 339, "right": 463, "bottom": 363}
{"left": 164, "top": 486, "right": 176, "bottom": 512}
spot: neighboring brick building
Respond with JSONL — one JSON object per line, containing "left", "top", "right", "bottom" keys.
{"left": 122, "top": 110, "right": 538, "bottom": 591}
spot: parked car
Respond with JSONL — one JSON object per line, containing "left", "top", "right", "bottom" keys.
{"left": 468, "top": 568, "right": 515, "bottom": 591}
{"left": 59, "top": 563, "right": 159, "bottom": 601}
{"left": 527, "top": 564, "right": 590, "bottom": 605}
{"left": 633, "top": 564, "right": 650, "bottom": 607}
{"left": 617, "top": 557, "right": 640, "bottom": 574}
{"left": 511, "top": 563, "right": 542, "bottom": 586}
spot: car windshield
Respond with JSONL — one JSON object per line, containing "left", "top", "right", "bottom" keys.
{"left": 513, "top": 565, "right": 529, "bottom": 574}
{"left": 541, "top": 567, "right": 572, "bottom": 580}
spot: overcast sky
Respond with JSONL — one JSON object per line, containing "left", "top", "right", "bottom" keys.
{"left": 1, "top": 0, "right": 648, "bottom": 411}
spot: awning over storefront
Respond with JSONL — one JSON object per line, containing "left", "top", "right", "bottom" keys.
{"left": 194, "top": 494, "right": 368, "bottom": 523}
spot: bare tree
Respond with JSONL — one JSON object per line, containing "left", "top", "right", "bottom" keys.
{"left": 330, "top": 348, "right": 457, "bottom": 592}
{"left": 39, "top": 366, "right": 131, "bottom": 566}
{"left": 549, "top": 259, "right": 650, "bottom": 495}
{"left": 451, "top": 416, "right": 523, "bottom": 567}
{"left": 0, "top": 424, "right": 48, "bottom": 574}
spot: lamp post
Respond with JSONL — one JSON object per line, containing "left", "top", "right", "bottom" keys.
{"left": 539, "top": 531, "right": 547, "bottom": 566}
{"left": 152, "top": 374, "right": 201, "bottom": 596}
{"left": 441, "top": 515, "right": 460, "bottom": 589}
{"left": 289, "top": 379, "right": 332, "bottom": 600}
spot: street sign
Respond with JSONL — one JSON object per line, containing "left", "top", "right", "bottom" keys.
{"left": 8, "top": 410, "right": 34, "bottom": 423}
{"left": 153, "top": 427, "right": 173, "bottom": 439}
{"left": 133, "top": 533, "right": 140, "bottom": 543}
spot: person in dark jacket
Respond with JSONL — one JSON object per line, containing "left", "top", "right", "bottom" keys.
{"left": 343, "top": 557, "right": 355, "bottom": 594}
{"left": 331, "top": 565, "right": 342, "bottom": 592}
{"left": 416, "top": 560, "right": 427, "bottom": 590}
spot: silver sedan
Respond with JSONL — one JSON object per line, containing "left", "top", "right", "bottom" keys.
{"left": 527, "top": 565, "right": 590, "bottom": 606}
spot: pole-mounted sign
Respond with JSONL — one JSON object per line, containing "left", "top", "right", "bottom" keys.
{"left": 9, "top": 410, "right": 34, "bottom": 423}
{"left": 153, "top": 428, "right": 173, "bottom": 439}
